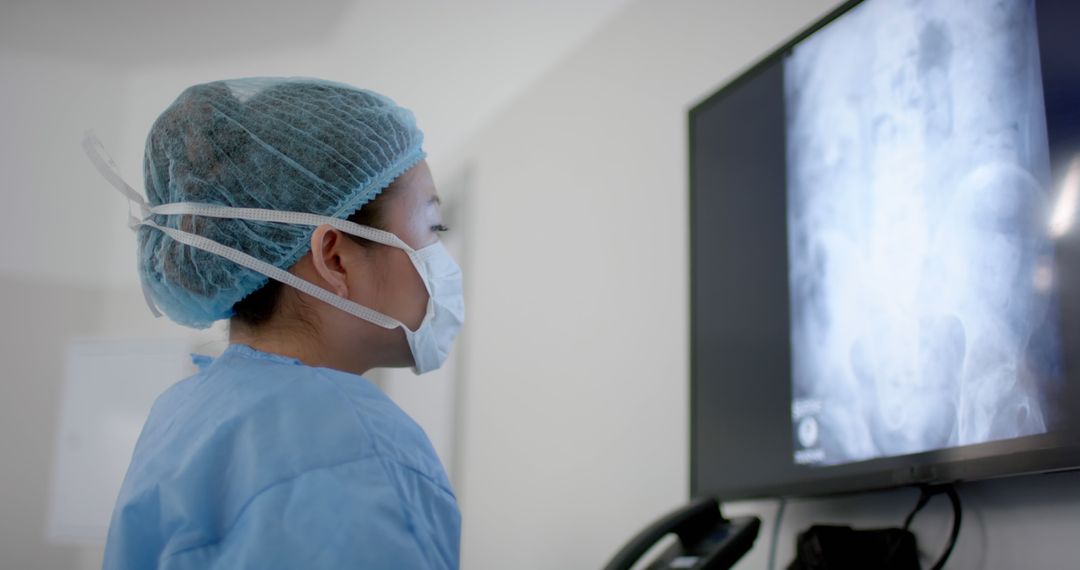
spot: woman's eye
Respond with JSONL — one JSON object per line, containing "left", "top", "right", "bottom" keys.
{"left": 432, "top": 224, "right": 450, "bottom": 233}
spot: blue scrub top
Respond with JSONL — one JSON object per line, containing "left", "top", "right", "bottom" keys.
{"left": 102, "top": 343, "right": 460, "bottom": 569}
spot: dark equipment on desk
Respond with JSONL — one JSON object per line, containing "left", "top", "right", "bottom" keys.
{"left": 604, "top": 497, "right": 760, "bottom": 570}
{"left": 788, "top": 525, "right": 919, "bottom": 570}
{"left": 786, "top": 485, "right": 961, "bottom": 570}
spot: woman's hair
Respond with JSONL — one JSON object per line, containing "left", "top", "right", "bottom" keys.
{"left": 231, "top": 195, "right": 388, "bottom": 328}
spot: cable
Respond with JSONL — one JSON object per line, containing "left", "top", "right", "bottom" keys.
{"left": 902, "top": 488, "right": 933, "bottom": 531}
{"left": 768, "top": 497, "right": 787, "bottom": 570}
{"left": 903, "top": 485, "right": 962, "bottom": 570}
{"left": 932, "top": 487, "right": 962, "bottom": 570}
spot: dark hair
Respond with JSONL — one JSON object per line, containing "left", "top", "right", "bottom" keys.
{"left": 231, "top": 193, "right": 387, "bottom": 328}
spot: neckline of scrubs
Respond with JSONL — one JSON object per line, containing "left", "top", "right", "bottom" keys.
{"left": 227, "top": 343, "right": 304, "bottom": 365}
{"left": 192, "top": 343, "right": 305, "bottom": 370}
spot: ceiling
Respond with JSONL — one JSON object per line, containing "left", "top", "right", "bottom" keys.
{"left": 2, "top": 0, "right": 635, "bottom": 171}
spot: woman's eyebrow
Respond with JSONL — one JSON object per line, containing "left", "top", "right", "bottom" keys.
{"left": 428, "top": 195, "right": 442, "bottom": 206}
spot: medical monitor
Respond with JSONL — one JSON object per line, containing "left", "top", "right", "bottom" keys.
{"left": 690, "top": 0, "right": 1080, "bottom": 499}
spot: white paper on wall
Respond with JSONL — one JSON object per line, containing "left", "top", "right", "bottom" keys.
{"left": 46, "top": 337, "right": 193, "bottom": 545}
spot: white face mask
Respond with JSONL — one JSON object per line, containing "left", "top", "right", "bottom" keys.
{"left": 83, "top": 132, "right": 465, "bottom": 375}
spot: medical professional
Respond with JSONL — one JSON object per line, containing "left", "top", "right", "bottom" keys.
{"left": 85, "top": 77, "right": 464, "bottom": 569}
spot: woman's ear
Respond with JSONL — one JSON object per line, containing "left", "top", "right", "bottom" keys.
{"left": 310, "top": 224, "right": 352, "bottom": 298}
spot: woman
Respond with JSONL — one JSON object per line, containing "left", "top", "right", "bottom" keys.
{"left": 86, "top": 77, "right": 464, "bottom": 569}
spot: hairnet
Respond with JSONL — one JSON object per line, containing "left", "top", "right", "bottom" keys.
{"left": 138, "top": 77, "right": 426, "bottom": 329}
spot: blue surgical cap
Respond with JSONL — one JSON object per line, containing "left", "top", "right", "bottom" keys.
{"left": 138, "top": 77, "right": 426, "bottom": 329}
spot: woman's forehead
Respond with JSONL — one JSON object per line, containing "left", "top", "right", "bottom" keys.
{"left": 392, "top": 161, "right": 439, "bottom": 206}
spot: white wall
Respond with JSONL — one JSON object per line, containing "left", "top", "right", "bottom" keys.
{"left": 453, "top": 0, "right": 1080, "bottom": 568}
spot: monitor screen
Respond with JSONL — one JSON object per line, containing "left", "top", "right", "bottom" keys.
{"left": 690, "top": 0, "right": 1080, "bottom": 500}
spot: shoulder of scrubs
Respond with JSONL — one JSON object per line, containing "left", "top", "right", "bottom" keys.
{"left": 102, "top": 344, "right": 459, "bottom": 570}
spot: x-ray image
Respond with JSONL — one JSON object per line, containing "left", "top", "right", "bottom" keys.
{"left": 785, "top": 0, "right": 1066, "bottom": 466}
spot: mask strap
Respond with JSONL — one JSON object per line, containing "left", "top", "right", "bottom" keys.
{"left": 82, "top": 131, "right": 151, "bottom": 219}
{"left": 82, "top": 130, "right": 162, "bottom": 318}
{"left": 151, "top": 202, "right": 417, "bottom": 259}
{"left": 152, "top": 201, "right": 436, "bottom": 296}
{"left": 139, "top": 217, "right": 404, "bottom": 331}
